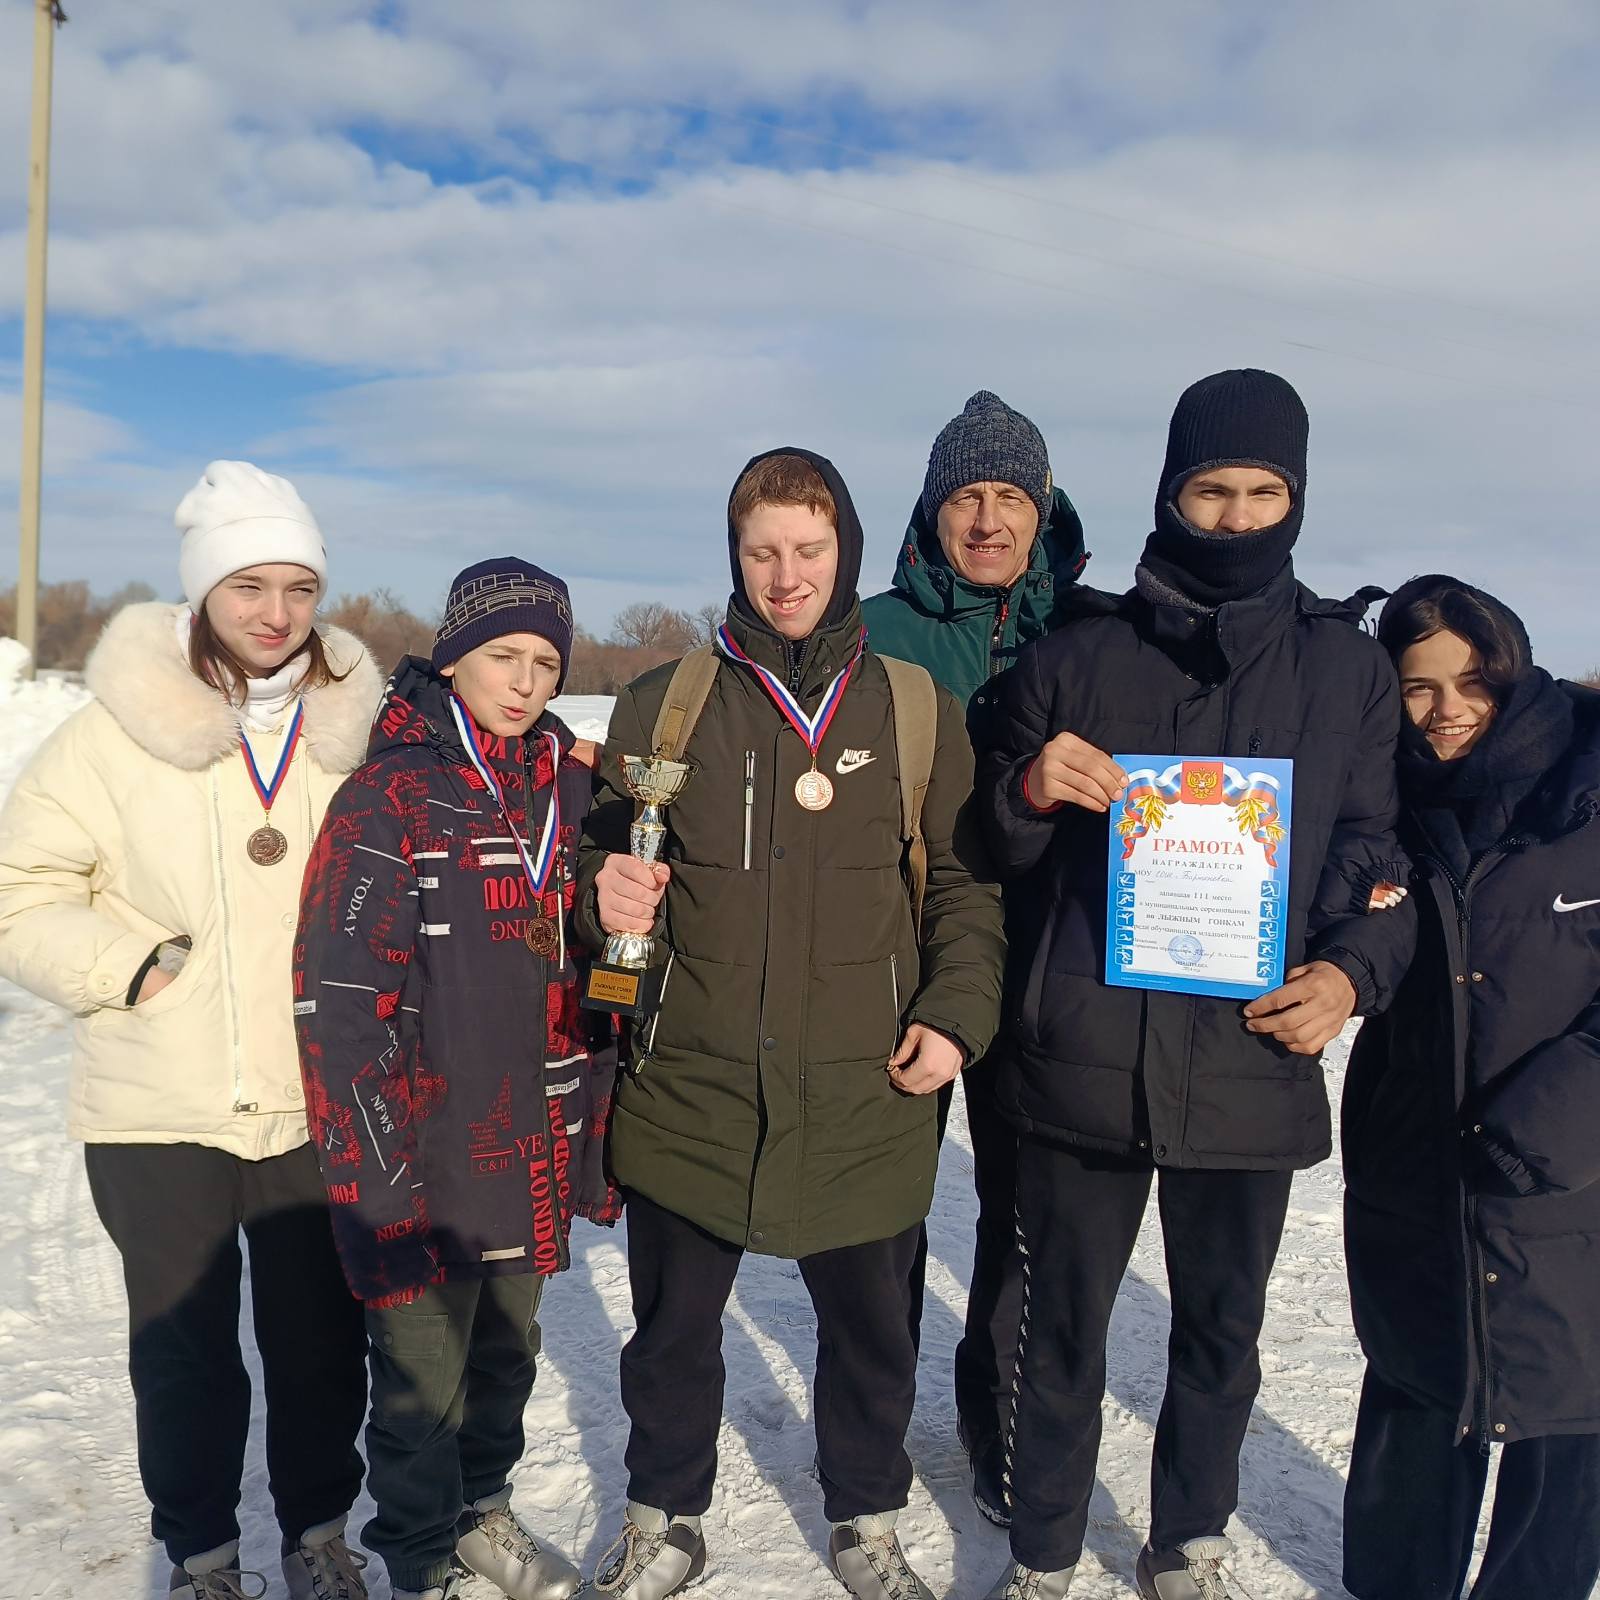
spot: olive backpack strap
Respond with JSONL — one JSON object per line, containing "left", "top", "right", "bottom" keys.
{"left": 881, "top": 655, "right": 939, "bottom": 934}
{"left": 650, "top": 644, "right": 720, "bottom": 759}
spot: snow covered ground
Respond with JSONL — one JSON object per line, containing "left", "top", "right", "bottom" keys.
{"left": 0, "top": 663, "right": 1560, "bottom": 1598}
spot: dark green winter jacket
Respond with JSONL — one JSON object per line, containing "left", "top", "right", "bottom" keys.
{"left": 574, "top": 603, "right": 1005, "bottom": 1259}
{"left": 861, "top": 487, "right": 1088, "bottom": 711}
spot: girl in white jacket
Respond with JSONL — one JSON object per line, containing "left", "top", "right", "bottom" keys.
{"left": 0, "top": 462, "right": 383, "bottom": 1600}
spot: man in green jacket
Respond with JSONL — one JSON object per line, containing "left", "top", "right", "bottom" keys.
{"left": 575, "top": 447, "right": 1004, "bottom": 1600}
{"left": 861, "top": 391, "right": 1088, "bottom": 1527}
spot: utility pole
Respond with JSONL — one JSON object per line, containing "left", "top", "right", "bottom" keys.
{"left": 18, "top": 1, "right": 66, "bottom": 679}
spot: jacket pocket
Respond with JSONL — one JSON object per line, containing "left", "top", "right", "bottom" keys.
{"left": 89, "top": 940, "right": 210, "bottom": 1027}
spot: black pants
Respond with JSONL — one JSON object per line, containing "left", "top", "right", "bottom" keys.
{"left": 364, "top": 1274, "right": 545, "bottom": 1593}
{"left": 1005, "top": 1139, "right": 1293, "bottom": 1571}
{"left": 950, "top": 1057, "right": 1025, "bottom": 1446}
{"left": 620, "top": 1191, "right": 921, "bottom": 1525}
{"left": 1344, "top": 1367, "right": 1600, "bottom": 1600}
{"left": 85, "top": 1140, "right": 367, "bottom": 1568}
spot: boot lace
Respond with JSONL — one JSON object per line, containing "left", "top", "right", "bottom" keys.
{"left": 1186, "top": 1551, "right": 1234, "bottom": 1600}
{"left": 854, "top": 1527, "right": 923, "bottom": 1600}
{"left": 475, "top": 1505, "right": 546, "bottom": 1566}
{"left": 593, "top": 1520, "right": 668, "bottom": 1593}
{"left": 189, "top": 1570, "right": 268, "bottom": 1600}
{"left": 291, "top": 1536, "right": 369, "bottom": 1599}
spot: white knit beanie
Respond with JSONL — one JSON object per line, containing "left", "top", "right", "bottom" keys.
{"left": 175, "top": 460, "right": 328, "bottom": 612}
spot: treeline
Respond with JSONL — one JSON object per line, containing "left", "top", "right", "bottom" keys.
{"left": 0, "top": 583, "right": 726, "bottom": 694}
{"left": 10, "top": 580, "right": 1598, "bottom": 693}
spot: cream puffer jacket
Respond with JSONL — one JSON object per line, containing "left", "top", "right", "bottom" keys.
{"left": 0, "top": 603, "right": 383, "bottom": 1159}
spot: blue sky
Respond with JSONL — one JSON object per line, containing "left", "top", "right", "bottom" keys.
{"left": 2, "top": 1, "right": 1598, "bottom": 666}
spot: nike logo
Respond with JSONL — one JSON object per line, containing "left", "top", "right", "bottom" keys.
{"left": 1553, "top": 895, "right": 1600, "bottom": 913}
{"left": 836, "top": 749, "right": 877, "bottom": 775}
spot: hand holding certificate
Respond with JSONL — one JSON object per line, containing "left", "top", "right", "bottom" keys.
{"left": 1105, "top": 754, "right": 1293, "bottom": 1001}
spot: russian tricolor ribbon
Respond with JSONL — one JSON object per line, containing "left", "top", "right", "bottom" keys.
{"left": 448, "top": 695, "right": 560, "bottom": 897}
{"left": 714, "top": 623, "right": 865, "bottom": 763}
{"left": 239, "top": 701, "right": 305, "bottom": 817}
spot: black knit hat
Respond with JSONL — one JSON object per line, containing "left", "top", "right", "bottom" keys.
{"left": 922, "top": 391, "right": 1053, "bottom": 529}
{"left": 432, "top": 557, "right": 575, "bottom": 688}
{"left": 1160, "top": 368, "right": 1308, "bottom": 507}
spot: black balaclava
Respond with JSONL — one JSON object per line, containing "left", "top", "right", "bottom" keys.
{"left": 1139, "top": 368, "right": 1309, "bottom": 608}
{"left": 727, "top": 446, "right": 864, "bottom": 635}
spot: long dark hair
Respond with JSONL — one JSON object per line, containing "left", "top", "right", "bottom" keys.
{"left": 1375, "top": 574, "right": 1532, "bottom": 697}
{"left": 188, "top": 608, "right": 349, "bottom": 706}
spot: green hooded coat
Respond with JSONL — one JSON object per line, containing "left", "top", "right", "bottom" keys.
{"left": 860, "top": 487, "right": 1088, "bottom": 710}
{"left": 574, "top": 450, "right": 1005, "bottom": 1259}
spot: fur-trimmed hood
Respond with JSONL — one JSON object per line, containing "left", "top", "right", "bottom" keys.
{"left": 85, "top": 602, "right": 382, "bottom": 774}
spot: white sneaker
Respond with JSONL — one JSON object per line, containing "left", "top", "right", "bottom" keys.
{"left": 1136, "top": 1537, "right": 1235, "bottom": 1600}
{"left": 283, "top": 1516, "right": 369, "bottom": 1599}
{"left": 827, "top": 1511, "right": 933, "bottom": 1600}
{"left": 591, "top": 1502, "right": 707, "bottom": 1596}
{"left": 169, "top": 1541, "right": 267, "bottom": 1599}
{"left": 983, "top": 1561, "right": 1077, "bottom": 1598}
{"left": 454, "top": 1486, "right": 581, "bottom": 1599}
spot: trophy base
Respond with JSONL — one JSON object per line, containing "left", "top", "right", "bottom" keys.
{"left": 581, "top": 959, "right": 666, "bottom": 1021}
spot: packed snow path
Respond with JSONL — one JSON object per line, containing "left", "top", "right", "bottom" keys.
{"left": 0, "top": 666, "right": 1561, "bottom": 1598}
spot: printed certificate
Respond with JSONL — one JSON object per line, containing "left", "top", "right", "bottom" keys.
{"left": 1105, "top": 755, "right": 1294, "bottom": 1001}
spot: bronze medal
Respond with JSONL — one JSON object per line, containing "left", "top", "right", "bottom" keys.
{"left": 247, "top": 824, "right": 289, "bottom": 866}
{"left": 794, "top": 769, "right": 835, "bottom": 812}
{"left": 525, "top": 916, "right": 560, "bottom": 959}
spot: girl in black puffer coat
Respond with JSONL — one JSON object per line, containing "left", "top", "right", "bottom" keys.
{"left": 1342, "top": 575, "right": 1600, "bottom": 1600}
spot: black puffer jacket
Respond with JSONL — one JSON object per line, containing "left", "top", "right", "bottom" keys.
{"left": 980, "top": 567, "right": 1405, "bottom": 1170}
{"left": 1344, "top": 682, "right": 1600, "bottom": 1442}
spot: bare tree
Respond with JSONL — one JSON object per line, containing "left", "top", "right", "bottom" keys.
{"left": 687, "top": 601, "right": 725, "bottom": 645}
{"left": 609, "top": 602, "right": 698, "bottom": 655}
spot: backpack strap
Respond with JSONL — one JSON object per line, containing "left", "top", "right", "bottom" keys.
{"left": 881, "top": 656, "right": 939, "bottom": 934}
{"left": 650, "top": 645, "right": 720, "bottom": 759}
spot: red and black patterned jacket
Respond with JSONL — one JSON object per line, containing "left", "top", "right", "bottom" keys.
{"left": 295, "top": 656, "right": 619, "bottom": 1307}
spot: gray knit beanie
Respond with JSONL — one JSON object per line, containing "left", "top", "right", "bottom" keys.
{"left": 921, "top": 391, "right": 1053, "bottom": 527}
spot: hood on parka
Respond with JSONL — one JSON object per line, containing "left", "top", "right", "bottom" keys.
{"left": 726, "top": 446, "right": 865, "bottom": 637}
{"left": 884, "top": 484, "right": 1088, "bottom": 624}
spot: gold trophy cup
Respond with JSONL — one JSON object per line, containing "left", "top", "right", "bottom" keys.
{"left": 581, "top": 754, "right": 696, "bottom": 1020}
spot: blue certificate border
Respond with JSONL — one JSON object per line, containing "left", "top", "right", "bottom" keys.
{"left": 1104, "top": 753, "right": 1294, "bottom": 1002}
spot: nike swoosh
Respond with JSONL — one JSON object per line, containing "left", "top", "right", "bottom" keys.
{"left": 1553, "top": 895, "right": 1600, "bottom": 913}
{"left": 836, "top": 754, "right": 877, "bottom": 775}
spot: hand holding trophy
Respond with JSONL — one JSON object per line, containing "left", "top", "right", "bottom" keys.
{"left": 582, "top": 754, "right": 696, "bottom": 1020}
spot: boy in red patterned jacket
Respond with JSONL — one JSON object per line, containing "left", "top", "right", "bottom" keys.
{"left": 296, "top": 558, "right": 618, "bottom": 1600}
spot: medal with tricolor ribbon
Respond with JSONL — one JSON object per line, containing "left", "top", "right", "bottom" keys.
{"left": 239, "top": 702, "right": 305, "bottom": 866}
{"left": 715, "top": 624, "right": 865, "bottom": 811}
{"left": 448, "top": 695, "right": 564, "bottom": 963}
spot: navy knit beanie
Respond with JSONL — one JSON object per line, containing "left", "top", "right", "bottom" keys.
{"left": 1159, "top": 368, "right": 1308, "bottom": 506}
{"left": 921, "top": 391, "right": 1053, "bottom": 528}
{"left": 432, "top": 558, "right": 575, "bottom": 689}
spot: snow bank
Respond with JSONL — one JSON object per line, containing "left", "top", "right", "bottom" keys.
{"left": 0, "top": 665, "right": 1536, "bottom": 1599}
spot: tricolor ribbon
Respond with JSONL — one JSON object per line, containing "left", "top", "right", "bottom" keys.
{"left": 239, "top": 701, "right": 306, "bottom": 817}
{"left": 714, "top": 623, "right": 865, "bottom": 762}
{"left": 448, "top": 695, "right": 561, "bottom": 897}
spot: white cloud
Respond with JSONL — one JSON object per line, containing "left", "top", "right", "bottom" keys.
{"left": 1, "top": 0, "right": 1597, "bottom": 670}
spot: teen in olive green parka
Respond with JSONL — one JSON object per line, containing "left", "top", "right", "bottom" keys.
{"left": 574, "top": 452, "right": 1005, "bottom": 1262}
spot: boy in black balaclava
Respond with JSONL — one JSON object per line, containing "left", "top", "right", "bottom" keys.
{"left": 976, "top": 370, "right": 1406, "bottom": 1600}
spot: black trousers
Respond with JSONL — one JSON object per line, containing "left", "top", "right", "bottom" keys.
{"left": 950, "top": 1057, "right": 1025, "bottom": 1446}
{"left": 364, "top": 1274, "right": 545, "bottom": 1592}
{"left": 1005, "top": 1138, "right": 1293, "bottom": 1571}
{"left": 1344, "top": 1367, "right": 1600, "bottom": 1600}
{"left": 620, "top": 1191, "right": 921, "bottom": 1525}
{"left": 85, "top": 1140, "right": 367, "bottom": 1568}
